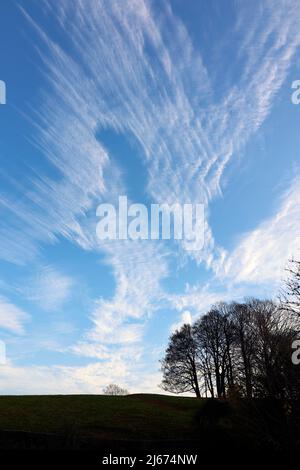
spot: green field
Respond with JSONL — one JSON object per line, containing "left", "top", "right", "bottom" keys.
{"left": 0, "top": 394, "right": 299, "bottom": 451}
{"left": 0, "top": 394, "right": 202, "bottom": 441}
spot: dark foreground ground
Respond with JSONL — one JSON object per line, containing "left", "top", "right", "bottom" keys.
{"left": 0, "top": 394, "right": 299, "bottom": 464}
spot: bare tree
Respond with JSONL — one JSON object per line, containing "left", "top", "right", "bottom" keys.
{"left": 218, "top": 302, "right": 235, "bottom": 391}
{"left": 230, "top": 301, "right": 256, "bottom": 398}
{"left": 161, "top": 296, "right": 300, "bottom": 400}
{"left": 195, "top": 344, "right": 215, "bottom": 398}
{"left": 161, "top": 324, "right": 201, "bottom": 397}
{"left": 194, "top": 306, "right": 235, "bottom": 398}
{"left": 103, "top": 384, "right": 128, "bottom": 396}
{"left": 281, "top": 258, "right": 300, "bottom": 317}
{"left": 249, "top": 298, "right": 299, "bottom": 398}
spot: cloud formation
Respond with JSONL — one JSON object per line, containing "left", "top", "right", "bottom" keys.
{"left": 21, "top": 265, "right": 74, "bottom": 311}
{"left": 0, "top": 0, "right": 300, "bottom": 393}
{"left": 218, "top": 176, "right": 300, "bottom": 286}
{"left": 0, "top": 297, "right": 30, "bottom": 334}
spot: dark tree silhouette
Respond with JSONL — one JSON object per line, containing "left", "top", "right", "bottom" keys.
{"left": 281, "top": 258, "right": 300, "bottom": 317}
{"left": 249, "top": 298, "right": 299, "bottom": 398}
{"left": 161, "top": 324, "right": 201, "bottom": 397}
{"left": 193, "top": 305, "right": 235, "bottom": 398}
{"left": 161, "top": 298, "right": 300, "bottom": 399}
{"left": 230, "top": 301, "right": 256, "bottom": 398}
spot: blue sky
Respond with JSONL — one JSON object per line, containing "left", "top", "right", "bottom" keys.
{"left": 0, "top": 0, "right": 300, "bottom": 394}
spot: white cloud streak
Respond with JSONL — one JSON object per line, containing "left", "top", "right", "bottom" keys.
{"left": 21, "top": 265, "right": 74, "bottom": 311}
{"left": 8, "top": 0, "right": 299, "bottom": 266}
{"left": 0, "top": 297, "right": 30, "bottom": 334}
{"left": 218, "top": 176, "right": 300, "bottom": 286}
{"left": 1, "top": 0, "right": 299, "bottom": 376}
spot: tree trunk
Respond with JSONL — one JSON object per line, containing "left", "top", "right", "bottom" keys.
{"left": 192, "top": 363, "right": 201, "bottom": 398}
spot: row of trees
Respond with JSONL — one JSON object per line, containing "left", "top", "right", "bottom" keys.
{"left": 161, "top": 260, "right": 300, "bottom": 399}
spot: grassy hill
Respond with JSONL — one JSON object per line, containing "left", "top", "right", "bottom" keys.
{"left": 0, "top": 394, "right": 202, "bottom": 441}
{"left": 0, "top": 394, "right": 299, "bottom": 452}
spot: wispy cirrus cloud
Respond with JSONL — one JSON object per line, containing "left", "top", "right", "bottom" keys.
{"left": 21, "top": 265, "right": 74, "bottom": 312}
{"left": 10, "top": 0, "right": 299, "bottom": 267}
{"left": 169, "top": 282, "right": 246, "bottom": 317}
{"left": 1, "top": 0, "right": 299, "bottom": 379}
{"left": 217, "top": 176, "right": 300, "bottom": 287}
{"left": 86, "top": 240, "right": 169, "bottom": 344}
{"left": 0, "top": 297, "right": 30, "bottom": 334}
